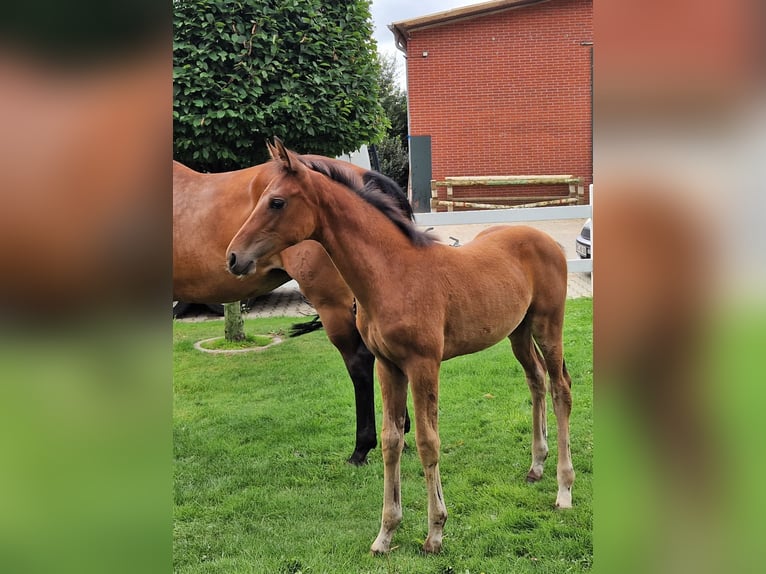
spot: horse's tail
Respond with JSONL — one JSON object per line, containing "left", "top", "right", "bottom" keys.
{"left": 289, "top": 315, "right": 323, "bottom": 337}
{"left": 563, "top": 357, "right": 573, "bottom": 386}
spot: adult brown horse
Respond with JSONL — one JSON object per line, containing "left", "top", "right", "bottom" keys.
{"left": 226, "top": 139, "right": 575, "bottom": 555}
{"left": 173, "top": 157, "right": 412, "bottom": 465}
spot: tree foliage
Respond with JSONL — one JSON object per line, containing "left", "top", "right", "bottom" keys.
{"left": 377, "top": 52, "right": 408, "bottom": 147}
{"left": 174, "top": 0, "right": 388, "bottom": 172}
{"left": 377, "top": 136, "right": 409, "bottom": 190}
{"left": 375, "top": 52, "right": 409, "bottom": 189}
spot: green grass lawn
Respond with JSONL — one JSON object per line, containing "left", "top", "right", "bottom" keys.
{"left": 174, "top": 298, "right": 592, "bottom": 573}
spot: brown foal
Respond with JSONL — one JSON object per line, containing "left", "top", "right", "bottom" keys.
{"left": 226, "top": 139, "right": 574, "bottom": 554}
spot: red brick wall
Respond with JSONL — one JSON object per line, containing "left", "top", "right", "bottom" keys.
{"left": 406, "top": 0, "right": 592, "bottom": 204}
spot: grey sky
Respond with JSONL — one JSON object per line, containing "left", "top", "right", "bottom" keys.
{"left": 370, "top": 0, "right": 482, "bottom": 86}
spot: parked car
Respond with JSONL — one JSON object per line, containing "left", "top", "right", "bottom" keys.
{"left": 575, "top": 218, "right": 591, "bottom": 259}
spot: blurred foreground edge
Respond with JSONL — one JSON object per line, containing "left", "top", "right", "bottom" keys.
{"left": 0, "top": 4, "right": 172, "bottom": 574}
{"left": 0, "top": 2, "right": 171, "bottom": 322}
{"left": 595, "top": 1, "right": 765, "bottom": 573}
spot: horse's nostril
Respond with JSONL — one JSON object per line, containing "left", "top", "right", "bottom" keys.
{"left": 228, "top": 252, "right": 237, "bottom": 270}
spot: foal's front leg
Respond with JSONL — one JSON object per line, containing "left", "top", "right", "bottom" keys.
{"left": 370, "top": 359, "right": 408, "bottom": 555}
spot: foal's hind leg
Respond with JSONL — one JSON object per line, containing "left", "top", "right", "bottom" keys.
{"left": 509, "top": 320, "right": 549, "bottom": 483}
{"left": 531, "top": 315, "right": 575, "bottom": 509}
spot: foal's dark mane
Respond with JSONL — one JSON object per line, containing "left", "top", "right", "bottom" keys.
{"left": 297, "top": 156, "right": 434, "bottom": 247}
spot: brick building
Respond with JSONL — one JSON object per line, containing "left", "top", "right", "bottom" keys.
{"left": 390, "top": 0, "right": 593, "bottom": 211}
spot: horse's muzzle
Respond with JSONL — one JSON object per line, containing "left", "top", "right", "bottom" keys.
{"left": 227, "top": 252, "right": 253, "bottom": 276}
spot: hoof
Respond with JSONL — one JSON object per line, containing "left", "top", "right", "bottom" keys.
{"left": 526, "top": 470, "right": 543, "bottom": 483}
{"left": 555, "top": 489, "right": 573, "bottom": 509}
{"left": 370, "top": 539, "right": 390, "bottom": 555}
{"left": 422, "top": 538, "right": 442, "bottom": 554}
{"left": 347, "top": 449, "right": 370, "bottom": 466}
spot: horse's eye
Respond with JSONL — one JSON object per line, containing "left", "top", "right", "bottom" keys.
{"left": 269, "top": 197, "right": 286, "bottom": 210}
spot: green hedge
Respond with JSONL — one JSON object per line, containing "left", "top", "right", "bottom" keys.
{"left": 174, "top": 0, "right": 388, "bottom": 172}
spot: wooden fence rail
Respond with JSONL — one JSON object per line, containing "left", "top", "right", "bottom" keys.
{"left": 431, "top": 175, "right": 584, "bottom": 211}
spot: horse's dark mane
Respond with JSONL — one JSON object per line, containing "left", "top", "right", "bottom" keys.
{"left": 297, "top": 156, "right": 433, "bottom": 247}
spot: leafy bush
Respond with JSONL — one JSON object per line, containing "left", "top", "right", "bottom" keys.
{"left": 376, "top": 136, "right": 409, "bottom": 190}
{"left": 174, "top": 0, "right": 388, "bottom": 172}
{"left": 375, "top": 52, "right": 409, "bottom": 189}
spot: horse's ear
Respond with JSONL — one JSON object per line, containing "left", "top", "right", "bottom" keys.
{"left": 270, "top": 136, "right": 293, "bottom": 172}
{"left": 265, "top": 138, "right": 278, "bottom": 160}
